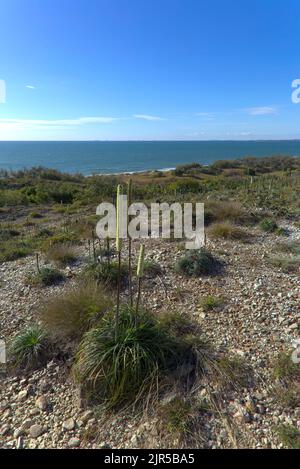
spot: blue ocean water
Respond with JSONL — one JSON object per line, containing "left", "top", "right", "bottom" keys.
{"left": 0, "top": 140, "right": 299, "bottom": 175}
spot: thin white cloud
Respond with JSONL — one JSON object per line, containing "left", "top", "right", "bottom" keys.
{"left": 25, "top": 85, "right": 36, "bottom": 89}
{"left": 246, "top": 106, "right": 278, "bottom": 116}
{"left": 0, "top": 116, "right": 119, "bottom": 127}
{"left": 133, "top": 114, "right": 165, "bottom": 121}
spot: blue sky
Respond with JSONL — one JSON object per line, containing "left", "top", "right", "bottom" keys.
{"left": 0, "top": 0, "right": 299, "bottom": 140}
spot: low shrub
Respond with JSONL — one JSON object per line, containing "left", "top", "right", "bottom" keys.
{"left": 28, "top": 267, "right": 65, "bottom": 286}
{"left": 200, "top": 295, "right": 223, "bottom": 312}
{"left": 143, "top": 259, "right": 162, "bottom": 277}
{"left": 44, "top": 243, "right": 77, "bottom": 267}
{"left": 208, "top": 222, "right": 251, "bottom": 241}
{"left": 260, "top": 218, "right": 278, "bottom": 232}
{"left": 40, "top": 281, "right": 112, "bottom": 340}
{"left": 8, "top": 325, "right": 50, "bottom": 371}
{"left": 175, "top": 248, "right": 220, "bottom": 276}
{"left": 85, "top": 261, "right": 128, "bottom": 288}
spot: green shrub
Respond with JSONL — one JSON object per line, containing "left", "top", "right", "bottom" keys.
{"left": 208, "top": 222, "right": 251, "bottom": 241}
{"left": 9, "top": 325, "right": 49, "bottom": 371}
{"left": 74, "top": 306, "right": 180, "bottom": 409}
{"left": 85, "top": 261, "right": 128, "bottom": 288}
{"left": 260, "top": 218, "right": 278, "bottom": 232}
{"left": 40, "top": 281, "right": 112, "bottom": 340}
{"left": 200, "top": 295, "right": 223, "bottom": 311}
{"left": 275, "top": 227, "right": 287, "bottom": 236}
{"left": 28, "top": 267, "right": 65, "bottom": 286}
{"left": 175, "top": 248, "right": 220, "bottom": 276}
{"left": 277, "top": 424, "right": 300, "bottom": 449}
{"left": 45, "top": 243, "right": 77, "bottom": 267}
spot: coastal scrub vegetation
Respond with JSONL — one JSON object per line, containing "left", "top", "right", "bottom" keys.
{"left": 1, "top": 157, "right": 300, "bottom": 448}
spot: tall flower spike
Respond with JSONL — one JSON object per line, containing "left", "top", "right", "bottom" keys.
{"left": 137, "top": 244, "right": 145, "bottom": 278}
{"left": 116, "top": 184, "right": 123, "bottom": 252}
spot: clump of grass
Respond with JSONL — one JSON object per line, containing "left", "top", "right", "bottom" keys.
{"left": 272, "top": 352, "right": 300, "bottom": 408}
{"left": 276, "top": 240, "right": 300, "bottom": 256}
{"left": 44, "top": 243, "right": 77, "bottom": 267}
{"left": 268, "top": 255, "right": 300, "bottom": 273}
{"left": 274, "top": 382, "right": 300, "bottom": 408}
{"left": 272, "top": 352, "right": 300, "bottom": 381}
{"left": 159, "top": 397, "right": 193, "bottom": 438}
{"left": 268, "top": 240, "right": 300, "bottom": 273}
{"left": 74, "top": 305, "right": 176, "bottom": 408}
{"left": 213, "top": 355, "right": 250, "bottom": 389}
{"left": 143, "top": 259, "right": 162, "bottom": 277}
{"left": 260, "top": 218, "right": 278, "bottom": 232}
{"left": 8, "top": 325, "right": 49, "bottom": 371}
{"left": 74, "top": 306, "right": 205, "bottom": 409}
{"left": 85, "top": 261, "right": 128, "bottom": 288}
{"left": 277, "top": 424, "right": 300, "bottom": 449}
{"left": 208, "top": 222, "right": 251, "bottom": 241}
{"left": 204, "top": 200, "right": 254, "bottom": 226}
{"left": 40, "top": 281, "right": 112, "bottom": 340}
{"left": 175, "top": 248, "right": 220, "bottom": 276}
{"left": 200, "top": 295, "right": 223, "bottom": 312}
{"left": 27, "top": 266, "right": 65, "bottom": 286}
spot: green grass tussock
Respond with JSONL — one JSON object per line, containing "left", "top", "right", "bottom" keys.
{"left": 8, "top": 325, "right": 50, "bottom": 371}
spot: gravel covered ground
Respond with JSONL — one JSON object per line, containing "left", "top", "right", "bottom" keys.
{"left": 0, "top": 221, "right": 299, "bottom": 449}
